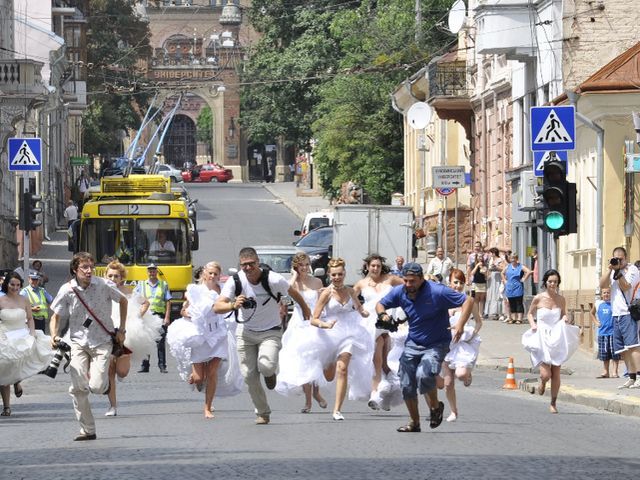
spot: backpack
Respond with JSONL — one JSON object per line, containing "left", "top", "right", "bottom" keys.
{"left": 229, "top": 264, "right": 283, "bottom": 323}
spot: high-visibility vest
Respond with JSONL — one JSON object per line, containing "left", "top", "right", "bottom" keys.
{"left": 26, "top": 287, "right": 49, "bottom": 320}
{"left": 143, "top": 280, "right": 169, "bottom": 315}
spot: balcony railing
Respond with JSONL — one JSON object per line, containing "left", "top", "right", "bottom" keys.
{"left": 427, "top": 60, "right": 471, "bottom": 99}
{"left": 0, "top": 59, "right": 45, "bottom": 95}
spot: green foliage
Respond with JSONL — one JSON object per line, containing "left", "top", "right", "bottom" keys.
{"left": 82, "top": 0, "right": 152, "bottom": 157}
{"left": 242, "top": 0, "right": 453, "bottom": 202}
{"left": 196, "top": 106, "right": 213, "bottom": 144}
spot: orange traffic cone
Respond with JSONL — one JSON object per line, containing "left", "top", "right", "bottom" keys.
{"left": 502, "top": 357, "right": 517, "bottom": 390}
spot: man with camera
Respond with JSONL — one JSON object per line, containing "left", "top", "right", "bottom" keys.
{"left": 50, "top": 252, "right": 128, "bottom": 441}
{"left": 375, "top": 263, "right": 474, "bottom": 433}
{"left": 214, "top": 247, "right": 312, "bottom": 425}
{"left": 599, "top": 246, "right": 640, "bottom": 389}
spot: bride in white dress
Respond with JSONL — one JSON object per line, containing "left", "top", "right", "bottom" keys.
{"left": 353, "top": 254, "right": 403, "bottom": 411}
{"left": 522, "top": 269, "right": 579, "bottom": 413}
{"left": 275, "top": 253, "right": 327, "bottom": 412}
{"left": 310, "top": 258, "right": 373, "bottom": 421}
{"left": 0, "top": 272, "right": 53, "bottom": 416}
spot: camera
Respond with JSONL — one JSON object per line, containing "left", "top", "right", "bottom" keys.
{"left": 375, "top": 314, "right": 406, "bottom": 333}
{"left": 43, "top": 340, "right": 71, "bottom": 378}
{"left": 242, "top": 297, "right": 257, "bottom": 309}
{"left": 610, "top": 258, "right": 620, "bottom": 266}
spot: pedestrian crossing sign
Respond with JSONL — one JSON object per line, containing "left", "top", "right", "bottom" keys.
{"left": 8, "top": 137, "right": 42, "bottom": 172}
{"left": 530, "top": 105, "right": 575, "bottom": 152}
{"left": 533, "top": 150, "right": 568, "bottom": 177}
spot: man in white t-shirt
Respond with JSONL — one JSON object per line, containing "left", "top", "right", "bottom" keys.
{"left": 599, "top": 246, "right": 640, "bottom": 389}
{"left": 64, "top": 200, "right": 79, "bottom": 227}
{"left": 214, "top": 247, "right": 312, "bottom": 425}
{"left": 426, "top": 247, "right": 454, "bottom": 284}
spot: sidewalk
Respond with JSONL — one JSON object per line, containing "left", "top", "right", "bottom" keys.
{"left": 265, "top": 182, "right": 640, "bottom": 418}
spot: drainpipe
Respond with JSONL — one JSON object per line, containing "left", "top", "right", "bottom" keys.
{"left": 566, "top": 91, "right": 604, "bottom": 287}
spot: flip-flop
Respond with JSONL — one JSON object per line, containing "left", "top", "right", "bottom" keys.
{"left": 13, "top": 383, "right": 22, "bottom": 398}
{"left": 397, "top": 422, "right": 421, "bottom": 432}
{"left": 300, "top": 406, "right": 311, "bottom": 414}
{"left": 429, "top": 401, "right": 444, "bottom": 429}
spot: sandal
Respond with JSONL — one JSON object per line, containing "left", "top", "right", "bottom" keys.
{"left": 596, "top": 374, "right": 609, "bottom": 379}
{"left": 397, "top": 422, "right": 421, "bottom": 432}
{"left": 300, "top": 406, "right": 311, "bottom": 414}
{"left": 429, "top": 401, "right": 445, "bottom": 429}
{"left": 14, "top": 383, "right": 22, "bottom": 398}
{"left": 1, "top": 407, "right": 10, "bottom": 417}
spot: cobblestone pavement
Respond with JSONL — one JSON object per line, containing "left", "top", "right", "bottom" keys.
{"left": 3, "top": 363, "right": 639, "bottom": 480}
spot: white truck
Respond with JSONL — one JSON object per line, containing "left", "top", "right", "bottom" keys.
{"left": 332, "top": 204, "right": 414, "bottom": 285}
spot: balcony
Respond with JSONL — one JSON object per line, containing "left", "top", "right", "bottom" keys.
{"left": 426, "top": 53, "right": 472, "bottom": 140}
{"left": 0, "top": 59, "right": 46, "bottom": 96}
{"left": 473, "top": 1, "right": 538, "bottom": 59}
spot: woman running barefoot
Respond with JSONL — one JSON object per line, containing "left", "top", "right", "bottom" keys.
{"left": 276, "top": 253, "right": 327, "bottom": 412}
{"left": 522, "top": 269, "right": 579, "bottom": 413}
{"left": 441, "top": 269, "right": 482, "bottom": 422}
{"left": 311, "top": 258, "right": 373, "bottom": 421}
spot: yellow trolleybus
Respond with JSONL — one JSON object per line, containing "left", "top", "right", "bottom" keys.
{"left": 69, "top": 175, "right": 198, "bottom": 318}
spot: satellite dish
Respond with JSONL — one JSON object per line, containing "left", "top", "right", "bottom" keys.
{"left": 447, "top": 0, "right": 466, "bottom": 34}
{"left": 406, "top": 102, "right": 432, "bottom": 130}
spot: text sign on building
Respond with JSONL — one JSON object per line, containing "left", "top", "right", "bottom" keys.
{"left": 530, "top": 105, "right": 575, "bottom": 151}
{"left": 533, "top": 150, "right": 568, "bottom": 177}
{"left": 432, "top": 166, "right": 465, "bottom": 189}
{"left": 8, "top": 137, "right": 42, "bottom": 172}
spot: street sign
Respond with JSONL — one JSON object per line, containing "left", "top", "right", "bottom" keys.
{"left": 8, "top": 137, "right": 42, "bottom": 172}
{"left": 533, "top": 150, "right": 568, "bottom": 177}
{"left": 432, "top": 166, "right": 465, "bottom": 189}
{"left": 530, "top": 105, "right": 575, "bottom": 151}
{"left": 70, "top": 156, "right": 90, "bottom": 166}
{"left": 435, "top": 187, "right": 455, "bottom": 196}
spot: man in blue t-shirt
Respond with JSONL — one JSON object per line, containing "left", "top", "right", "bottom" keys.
{"left": 376, "top": 263, "right": 473, "bottom": 433}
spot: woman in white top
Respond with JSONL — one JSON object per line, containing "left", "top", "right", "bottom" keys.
{"left": 353, "top": 254, "right": 403, "bottom": 411}
{"left": 311, "top": 258, "right": 372, "bottom": 421}
{"left": 522, "top": 269, "right": 579, "bottom": 414}
{"left": 275, "top": 253, "right": 327, "bottom": 412}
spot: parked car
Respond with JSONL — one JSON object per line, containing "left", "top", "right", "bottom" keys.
{"left": 294, "top": 226, "right": 333, "bottom": 285}
{"left": 182, "top": 163, "right": 233, "bottom": 183}
{"left": 155, "top": 163, "right": 183, "bottom": 183}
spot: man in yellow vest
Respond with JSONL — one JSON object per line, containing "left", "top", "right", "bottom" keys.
{"left": 134, "top": 264, "right": 172, "bottom": 373}
{"left": 20, "top": 272, "right": 53, "bottom": 332}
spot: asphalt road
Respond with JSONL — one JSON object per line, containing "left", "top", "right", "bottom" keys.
{"left": 4, "top": 184, "right": 640, "bottom": 479}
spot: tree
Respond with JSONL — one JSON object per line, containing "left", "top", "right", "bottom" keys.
{"left": 196, "top": 106, "right": 213, "bottom": 159}
{"left": 82, "top": 0, "right": 152, "bottom": 158}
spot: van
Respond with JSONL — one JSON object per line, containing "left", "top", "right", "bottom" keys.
{"left": 294, "top": 210, "right": 334, "bottom": 237}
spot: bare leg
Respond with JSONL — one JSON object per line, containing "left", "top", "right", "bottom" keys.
{"left": 204, "top": 358, "right": 221, "bottom": 418}
{"left": 333, "top": 353, "right": 351, "bottom": 414}
{"left": 1, "top": 385, "right": 10, "bottom": 415}
{"left": 312, "top": 383, "right": 327, "bottom": 408}
{"left": 115, "top": 354, "right": 131, "bottom": 379}
{"left": 381, "top": 334, "right": 391, "bottom": 375}
{"left": 613, "top": 359, "right": 620, "bottom": 376}
{"left": 549, "top": 365, "right": 561, "bottom": 413}
{"left": 107, "top": 358, "right": 117, "bottom": 408}
{"left": 538, "top": 363, "right": 551, "bottom": 395}
{"left": 442, "top": 363, "right": 457, "bottom": 419}
{"left": 324, "top": 362, "right": 336, "bottom": 382}
{"left": 192, "top": 363, "right": 205, "bottom": 388}
{"left": 372, "top": 335, "right": 385, "bottom": 392}
{"left": 302, "top": 383, "right": 313, "bottom": 411}
{"left": 601, "top": 360, "right": 610, "bottom": 377}
{"left": 424, "top": 387, "right": 439, "bottom": 410}
{"left": 404, "top": 396, "right": 420, "bottom": 426}
{"left": 456, "top": 366, "right": 471, "bottom": 386}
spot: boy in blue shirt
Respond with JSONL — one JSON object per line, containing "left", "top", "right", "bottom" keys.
{"left": 590, "top": 287, "right": 620, "bottom": 378}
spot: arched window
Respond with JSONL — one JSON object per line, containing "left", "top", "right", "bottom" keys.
{"left": 163, "top": 114, "right": 196, "bottom": 168}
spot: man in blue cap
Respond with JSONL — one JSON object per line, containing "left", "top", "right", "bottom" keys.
{"left": 375, "top": 262, "right": 473, "bottom": 433}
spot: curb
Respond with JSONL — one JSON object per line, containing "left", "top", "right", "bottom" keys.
{"left": 518, "top": 377, "right": 640, "bottom": 418}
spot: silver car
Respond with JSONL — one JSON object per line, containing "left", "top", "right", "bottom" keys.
{"left": 156, "top": 164, "right": 183, "bottom": 183}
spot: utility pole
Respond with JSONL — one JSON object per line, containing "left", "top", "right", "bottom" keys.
{"left": 415, "top": 0, "right": 422, "bottom": 44}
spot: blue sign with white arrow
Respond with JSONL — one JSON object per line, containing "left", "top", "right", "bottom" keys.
{"left": 530, "top": 105, "right": 575, "bottom": 152}
{"left": 533, "top": 150, "right": 568, "bottom": 177}
{"left": 8, "top": 137, "right": 42, "bottom": 172}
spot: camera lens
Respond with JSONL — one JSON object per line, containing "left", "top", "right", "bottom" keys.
{"left": 610, "top": 258, "right": 619, "bottom": 266}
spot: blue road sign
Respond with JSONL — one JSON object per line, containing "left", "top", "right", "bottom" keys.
{"left": 530, "top": 105, "right": 575, "bottom": 152}
{"left": 533, "top": 150, "right": 568, "bottom": 177}
{"left": 8, "top": 137, "right": 42, "bottom": 172}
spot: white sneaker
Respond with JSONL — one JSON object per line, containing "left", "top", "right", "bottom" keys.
{"left": 332, "top": 411, "right": 345, "bottom": 421}
{"left": 446, "top": 412, "right": 457, "bottom": 422}
{"left": 618, "top": 379, "right": 635, "bottom": 389}
{"left": 629, "top": 379, "right": 640, "bottom": 389}
{"left": 105, "top": 407, "right": 117, "bottom": 417}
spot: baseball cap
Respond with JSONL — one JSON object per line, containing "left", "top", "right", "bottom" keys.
{"left": 147, "top": 263, "right": 158, "bottom": 270}
{"left": 402, "top": 262, "right": 423, "bottom": 277}
{"left": 29, "top": 272, "right": 41, "bottom": 279}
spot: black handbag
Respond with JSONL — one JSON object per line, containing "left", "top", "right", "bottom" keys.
{"left": 623, "top": 283, "right": 640, "bottom": 322}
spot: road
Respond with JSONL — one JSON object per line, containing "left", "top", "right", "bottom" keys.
{"left": 3, "top": 184, "right": 640, "bottom": 479}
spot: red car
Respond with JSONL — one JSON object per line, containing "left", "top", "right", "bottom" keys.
{"left": 181, "top": 163, "right": 233, "bottom": 183}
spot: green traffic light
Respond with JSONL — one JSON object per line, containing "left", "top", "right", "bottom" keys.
{"left": 545, "top": 211, "right": 565, "bottom": 230}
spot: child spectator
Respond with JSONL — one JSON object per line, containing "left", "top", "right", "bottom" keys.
{"left": 590, "top": 287, "right": 620, "bottom": 378}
